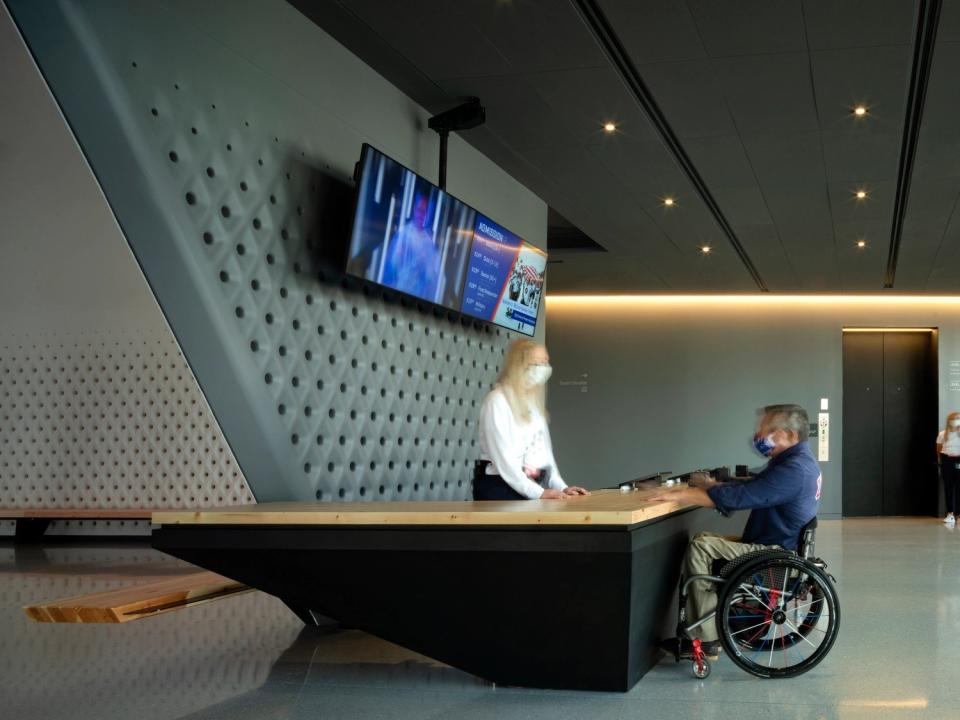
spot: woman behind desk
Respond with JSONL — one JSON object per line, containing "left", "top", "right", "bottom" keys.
{"left": 475, "top": 339, "right": 589, "bottom": 500}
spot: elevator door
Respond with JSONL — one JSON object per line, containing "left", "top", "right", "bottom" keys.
{"left": 842, "top": 331, "right": 937, "bottom": 516}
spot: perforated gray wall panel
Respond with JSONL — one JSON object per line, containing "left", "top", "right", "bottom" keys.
{"left": 7, "top": 0, "right": 538, "bottom": 503}
{"left": 0, "top": 2, "right": 251, "bottom": 529}
{"left": 0, "top": 333, "right": 252, "bottom": 509}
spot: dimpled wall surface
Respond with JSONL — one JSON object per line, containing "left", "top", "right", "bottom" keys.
{"left": 0, "top": 2, "right": 252, "bottom": 535}
{"left": 8, "top": 0, "right": 517, "bottom": 503}
{"left": 0, "top": 332, "right": 253, "bottom": 513}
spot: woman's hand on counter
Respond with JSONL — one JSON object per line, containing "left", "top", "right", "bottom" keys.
{"left": 563, "top": 486, "right": 590, "bottom": 497}
{"left": 540, "top": 488, "right": 567, "bottom": 499}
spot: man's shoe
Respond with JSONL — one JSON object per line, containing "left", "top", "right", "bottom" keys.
{"left": 659, "top": 637, "right": 720, "bottom": 661}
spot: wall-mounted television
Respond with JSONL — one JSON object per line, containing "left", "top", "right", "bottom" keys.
{"left": 459, "top": 215, "right": 545, "bottom": 336}
{"left": 346, "top": 144, "right": 545, "bottom": 336}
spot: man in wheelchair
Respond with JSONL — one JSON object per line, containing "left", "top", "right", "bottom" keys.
{"left": 651, "top": 404, "right": 822, "bottom": 663}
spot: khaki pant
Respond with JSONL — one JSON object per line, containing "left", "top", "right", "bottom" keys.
{"left": 682, "top": 531, "right": 778, "bottom": 642}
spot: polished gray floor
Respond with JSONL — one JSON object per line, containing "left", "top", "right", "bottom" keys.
{"left": 2, "top": 518, "right": 958, "bottom": 719}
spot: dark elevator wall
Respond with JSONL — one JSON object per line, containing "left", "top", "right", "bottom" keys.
{"left": 842, "top": 331, "right": 938, "bottom": 517}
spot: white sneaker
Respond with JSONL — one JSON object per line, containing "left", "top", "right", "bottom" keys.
{"left": 944, "top": 514, "right": 956, "bottom": 525}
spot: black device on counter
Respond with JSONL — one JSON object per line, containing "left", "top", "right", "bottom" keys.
{"left": 615, "top": 472, "right": 673, "bottom": 490}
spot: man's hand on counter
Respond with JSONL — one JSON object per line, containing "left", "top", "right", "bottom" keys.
{"left": 687, "top": 471, "right": 715, "bottom": 489}
{"left": 563, "top": 486, "right": 590, "bottom": 497}
{"left": 647, "top": 486, "right": 716, "bottom": 509}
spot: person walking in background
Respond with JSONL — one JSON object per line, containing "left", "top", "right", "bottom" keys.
{"left": 936, "top": 412, "right": 960, "bottom": 525}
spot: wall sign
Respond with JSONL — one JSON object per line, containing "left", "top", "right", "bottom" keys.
{"left": 818, "top": 412, "right": 830, "bottom": 462}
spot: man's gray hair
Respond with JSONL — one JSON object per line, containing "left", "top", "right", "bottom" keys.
{"left": 763, "top": 404, "right": 809, "bottom": 441}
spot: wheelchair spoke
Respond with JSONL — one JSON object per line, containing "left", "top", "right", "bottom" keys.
{"left": 788, "top": 597, "right": 821, "bottom": 615}
{"left": 739, "top": 585, "right": 774, "bottom": 611}
{"left": 781, "top": 618, "right": 821, "bottom": 649}
{"left": 729, "top": 618, "right": 772, "bottom": 637}
{"left": 768, "top": 622, "right": 777, "bottom": 666}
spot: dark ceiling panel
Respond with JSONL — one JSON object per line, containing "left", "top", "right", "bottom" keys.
{"left": 802, "top": 0, "right": 916, "bottom": 50}
{"left": 711, "top": 53, "right": 819, "bottom": 135}
{"left": 596, "top": 0, "right": 705, "bottom": 64}
{"left": 933, "top": 1, "right": 960, "bottom": 42}
{"left": 809, "top": 46, "right": 911, "bottom": 134}
{"left": 727, "top": 223, "right": 799, "bottom": 291}
{"left": 895, "top": 177, "right": 960, "bottom": 288}
{"left": 914, "top": 41, "right": 960, "bottom": 140}
{"left": 338, "top": 0, "right": 513, "bottom": 80}
{"left": 462, "top": 0, "right": 609, "bottom": 75}
{"left": 924, "top": 208, "right": 960, "bottom": 291}
{"left": 680, "top": 135, "right": 758, "bottom": 189}
{"left": 912, "top": 134, "right": 960, "bottom": 180}
{"left": 835, "top": 234, "right": 888, "bottom": 292}
{"left": 710, "top": 185, "right": 774, "bottom": 228}
{"left": 638, "top": 59, "right": 738, "bottom": 139}
{"left": 740, "top": 131, "right": 825, "bottom": 185}
{"left": 292, "top": 0, "right": 959, "bottom": 294}
{"left": 820, "top": 129, "right": 903, "bottom": 182}
{"left": 827, "top": 180, "right": 896, "bottom": 232}
{"left": 686, "top": 0, "right": 806, "bottom": 57}
{"left": 521, "top": 66, "right": 660, "bottom": 145}
{"left": 755, "top": 183, "right": 839, "bottom": 290}
{"left": 587, "top": 134, "right": 690, "bottom": 199}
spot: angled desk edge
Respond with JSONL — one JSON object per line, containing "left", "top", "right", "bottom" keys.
{"left": 151, "top": 488, "right": 697, "bottom": 527}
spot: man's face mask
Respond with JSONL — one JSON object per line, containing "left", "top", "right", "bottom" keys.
{"left": 752, "top": 432, "right": 777, "bottom": 457}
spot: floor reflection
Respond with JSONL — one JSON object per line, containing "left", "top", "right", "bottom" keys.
{"left": 4, "top": 518, "right": 960, "bottom": 720}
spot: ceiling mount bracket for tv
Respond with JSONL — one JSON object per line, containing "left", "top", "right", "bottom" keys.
{"left": 428, "top": 97, "right": 485, "bottom": 190}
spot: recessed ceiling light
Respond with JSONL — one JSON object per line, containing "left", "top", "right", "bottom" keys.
{"left": 856, "top": 240, "right": 867, "bottom": 248}
{"left": 700, "top": 245, "right": 711, "bottom": 254}
{"left": 853, "top": 105, "right": 868, "bottom": 117}
{"left": 603, "top": 122, "right": 617, "bottom": 133}
{"left": 855, "top": 189, "right": 868, "bottom": 200}
{"left": 663, "top": 197, "right": 675, "bottom": 207}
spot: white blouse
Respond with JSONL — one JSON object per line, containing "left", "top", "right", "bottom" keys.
{"left": 938, "top": 429, "right": 960, "bottom": 457}
{"left": 478, "top": 387, "right": 567, "bottom": 499}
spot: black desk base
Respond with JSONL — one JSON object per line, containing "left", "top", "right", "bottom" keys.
{"left": 153, "top": 507, "right": 740, "bottom": 691}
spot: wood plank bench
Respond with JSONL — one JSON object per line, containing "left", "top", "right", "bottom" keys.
{"left": 23, "top": 570, "right": 249, "bottom": 622}
{"left": 0, "top": 508, "right": 159, "bottom": 542}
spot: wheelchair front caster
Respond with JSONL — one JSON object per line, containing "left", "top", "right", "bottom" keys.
{"left": 691, "top": 657, "right": 711, "bottom": 679}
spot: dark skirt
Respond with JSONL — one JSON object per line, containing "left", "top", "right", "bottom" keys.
{"left": 472, "top": 471, "right": 527, "bottom": 501}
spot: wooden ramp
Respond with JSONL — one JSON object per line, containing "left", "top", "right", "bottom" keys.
{"left": 24, "top": 571, "right": 250, "bottom": 623}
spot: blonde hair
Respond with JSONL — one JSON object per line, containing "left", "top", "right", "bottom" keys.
{"left": 945, "top": 412, "right": 960, "bottom": 438}
{"left": 495, "top": 339, "right": 546, "bottom": 423}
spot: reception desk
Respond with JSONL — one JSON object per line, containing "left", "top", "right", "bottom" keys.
{"left": 152, "top": 487, "right": 740, "bottom": 691}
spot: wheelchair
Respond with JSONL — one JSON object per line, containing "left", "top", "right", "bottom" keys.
{"left": 669, "top": 518, "right": 840, "bottom": 679}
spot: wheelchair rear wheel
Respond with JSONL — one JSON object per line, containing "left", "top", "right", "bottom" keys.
{"left": 717, "top": 554, "right": 839, "bottom": 678}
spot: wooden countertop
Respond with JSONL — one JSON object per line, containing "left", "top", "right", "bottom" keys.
{"left": 152, "top": 487, "right": 694, "bottom": 527}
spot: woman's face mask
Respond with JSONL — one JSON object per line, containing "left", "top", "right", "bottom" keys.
{"left": 951, "top": 420, "right": 960, "bottom": 430}
{"left": 525, "top": 364, "right": 553, "bottom": 387}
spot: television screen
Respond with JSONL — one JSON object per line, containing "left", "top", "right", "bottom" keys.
{"left": 347, "top": 144, "right": 546, "bottom": 335}
{"left": 460, "top": 216, "right": 545, "bottom": 336}
{"left": 346, "top": 146, "right": 475, "bottom": 311}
